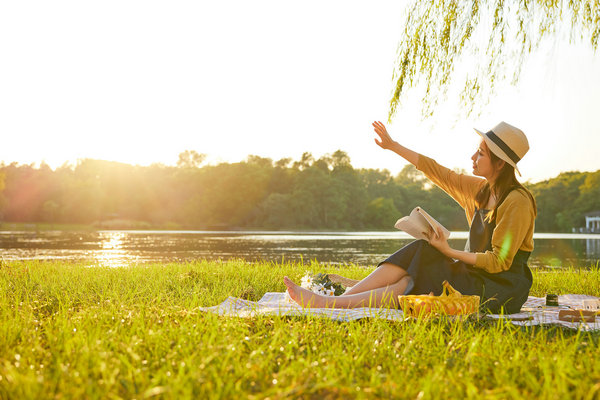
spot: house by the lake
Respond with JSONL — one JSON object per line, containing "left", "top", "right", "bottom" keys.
{"left": 578, "top": 211, "right": 600, "bottom": 233}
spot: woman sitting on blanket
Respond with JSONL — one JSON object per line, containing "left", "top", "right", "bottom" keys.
{"left": 284, "top": 121, "right": 537, "bottom": 314}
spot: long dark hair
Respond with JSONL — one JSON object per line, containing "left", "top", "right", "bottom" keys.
{"left": 475, "top": 143, "right": 537, "bottom": 222}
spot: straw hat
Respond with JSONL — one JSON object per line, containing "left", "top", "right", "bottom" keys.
{"left": 474, "top": 121, "right": 529, "bottom": 176}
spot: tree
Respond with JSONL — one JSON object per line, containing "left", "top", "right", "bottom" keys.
{"left": 177, "top": 150, "right": 206, "bottom": 169}
{"left": 0, "top": 152, "right": 596, "bottom": 231}
{"left": 528, "top": 171, "right": 587, "bottom": 231}
{"left": 292, "top": 152, "right": 314, "bottom": 170}
{"left": 246, "top": 155, "right": 273, "bottom": 168}
{"left": 330, "top": 150, "right": 352, "bottom": 170}
{"left": 259, "top": 193, "right": 295, "bottom": 228}
{"left": 275, "top": 158, "right": 292, "bottom": 169}
{"left": 42, "top": 200, "right": 59, "bottom": 226}
{"left": 366, "top": 197, "right": 400, "bottom": 229}
{"left": 574, "top": 171, "right": 600, "bottom": 217}
{"left": 395, "top": 164, "right": 425, "bottom": 187}
{"left": 389, "top": 0, "right": 600, "bottom": 120}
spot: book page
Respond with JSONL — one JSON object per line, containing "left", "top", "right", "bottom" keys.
{"left": 394, "top": 206, "right": 450, "bottom": 241}
{"left": 416, "top": 207, "right": 451, "bottom": 240}
{"left": 394, "top": 207, "right": 430, "bottom": 240}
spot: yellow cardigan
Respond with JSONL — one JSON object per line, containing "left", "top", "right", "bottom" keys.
{"left": 416, "top": 155, "right": 535, "bottom": 274}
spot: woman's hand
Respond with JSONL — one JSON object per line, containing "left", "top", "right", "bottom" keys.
{"left": 427, "top": 225, "right": 451, "bottom": 256}
{"left": 372, "top": 121, "right": 396, "bottom": 150}
{"left": 371, "top": 120, "right": 420, "bottom": 165}
{"left": 429, "top": 226, "right": 478, "bottom": 265}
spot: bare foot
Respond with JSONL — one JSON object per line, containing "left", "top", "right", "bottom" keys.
{"left": 283, "top": 276, "right": 328, "bottom": 308}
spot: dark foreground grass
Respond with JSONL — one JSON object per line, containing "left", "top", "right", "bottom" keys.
{"left": 1, "top": 260, "right": 599, "bottom": 399}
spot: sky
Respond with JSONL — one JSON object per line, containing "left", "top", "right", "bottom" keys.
{"left": 1, "top": 0, "right": 599, "bottom": 184}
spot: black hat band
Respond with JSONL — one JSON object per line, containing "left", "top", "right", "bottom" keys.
{"left": 486, "top": 131, "right": 521, "bottom": 164}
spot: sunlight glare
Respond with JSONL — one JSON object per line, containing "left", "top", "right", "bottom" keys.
{"left": 95, "top": 232, "right": 130, "bottom": 267}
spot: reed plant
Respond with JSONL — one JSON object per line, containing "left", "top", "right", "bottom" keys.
{"left": 1, "top": 260, "right": 599, "bottom": 399}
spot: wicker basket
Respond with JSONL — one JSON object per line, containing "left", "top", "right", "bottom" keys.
{"left": 326, "top": 274, "right": 359, "bottom": 288}
{"left": 398, "top": 280, "right": 480, "bottom": 317}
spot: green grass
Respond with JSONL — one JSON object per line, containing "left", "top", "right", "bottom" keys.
{"left": 1, "top": 260, "right": 599, "bottom": 399}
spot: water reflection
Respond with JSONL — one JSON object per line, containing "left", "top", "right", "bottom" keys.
{"left": 0, "top": 230, "right": 598, "bottom": 268}
{"left": 95, "top": 231, "right": 132, "bottom": 267}
{"left": 588, "top": 239, "right": 600, "bottom": 259}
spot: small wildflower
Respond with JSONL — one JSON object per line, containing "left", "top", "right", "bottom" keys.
{"left": 300, "top": 274, "right": 313, "bottom": 288}
{"left": 299, "top": 272, "right": 345, "bottom": 296}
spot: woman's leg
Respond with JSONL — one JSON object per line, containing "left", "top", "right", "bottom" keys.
{"left": 284, "top": 275, "right": 411, "bottom": 309}
{"left": 341, "top": 263, "right": 408, "bottom": 296}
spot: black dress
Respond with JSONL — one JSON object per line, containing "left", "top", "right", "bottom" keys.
{"left": 380, "top": 208, "right": 533, "bottom": 314}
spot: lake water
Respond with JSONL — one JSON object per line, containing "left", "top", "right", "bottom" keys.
{"left": 1, "top": 230, "right": 599, "bottom": 269}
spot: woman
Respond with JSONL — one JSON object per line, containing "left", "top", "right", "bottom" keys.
{"left": 284, "top": 120, "right": 537, "bottom": 314}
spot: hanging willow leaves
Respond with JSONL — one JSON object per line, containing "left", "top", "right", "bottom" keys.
{"left": 388, "top": 0, "right": 600, "bottom": 120}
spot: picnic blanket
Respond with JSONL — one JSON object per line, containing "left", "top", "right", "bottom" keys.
{"left": 200, "top": 292, "right": 600, "bottom": 331}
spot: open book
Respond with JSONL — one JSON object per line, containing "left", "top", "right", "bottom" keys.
{"left": 394, "top": 207, "right": 451, "bottom": 242}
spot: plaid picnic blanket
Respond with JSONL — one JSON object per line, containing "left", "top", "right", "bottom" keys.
{"left": 199, "top": 292, "right": 600, "bottom": 331}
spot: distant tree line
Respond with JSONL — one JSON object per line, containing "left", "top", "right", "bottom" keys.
{"left": 0, "top": 150, "right": 598, "bottom": 232}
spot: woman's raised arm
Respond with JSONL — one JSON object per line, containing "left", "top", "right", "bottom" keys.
{"left": 372, "top": 121, "right": 419, "bottom": 166}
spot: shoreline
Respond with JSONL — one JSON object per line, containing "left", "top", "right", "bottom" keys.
{"left": 2, "top": 222, "right": 600, "bottom": 238}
